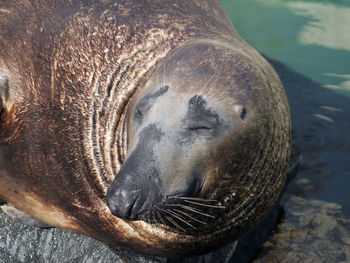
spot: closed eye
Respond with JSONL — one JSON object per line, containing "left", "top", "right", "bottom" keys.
{"left": 188, "top": 125, "right": 212, "bottom": 131}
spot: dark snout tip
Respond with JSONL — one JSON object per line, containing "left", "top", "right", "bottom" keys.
{"left": 106, "top": 186, "right": 142, "bottom": 220}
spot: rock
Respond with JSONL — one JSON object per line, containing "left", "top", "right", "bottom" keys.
{"left": 253, "top": 195, "right": 350, "bottom": 263}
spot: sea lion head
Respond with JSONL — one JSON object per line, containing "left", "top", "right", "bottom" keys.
{"left": 106, "top": 41, "right": 290, "bottom": 235}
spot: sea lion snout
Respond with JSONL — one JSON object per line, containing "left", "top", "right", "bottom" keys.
{"left": 106, "top": 124, "right": 165, "bottom": 220}
{"left": 106, "top": 173, "right": 143, "bottom": 220}
{"left": 106, "top": 172, "right": 162, "bottom": 220}
{"left": 106, "top": 160, "right": 164, "bottom": 220}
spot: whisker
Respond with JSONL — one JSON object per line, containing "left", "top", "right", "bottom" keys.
{"left": 180, "top": 205, "right": 215, "bottom": 218}
{"left": 151, "top": 212, "right": 157, "bottom": 224}
{"left": 173, "top": 208, "right": 207, "bottom": 225}
{"left": 155, "top": 210, "right": 166, "bottom": 225}
{"left": 198, "top": 96, "right": 205, "bottom": 105}
{"left": 165, "top": 216, "right": 186, "bottom": 232}
{"left": 166, "top": 209, "right": 197, "bottom": 229}
{"left": 170, "top": 196, "right": 218, "bottom": 202}
{"left": 166, "top": 194, "right": 183, "bottom": 199}
{"left": 183, "top": 200, "right": 225, "bottom": 209}
{"left": 164, "top": 203, "right": 181, "bottom": 208}
{"left": 204, "top": 72, "right": 216, "bottom": 89}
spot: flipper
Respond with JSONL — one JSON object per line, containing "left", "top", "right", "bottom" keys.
{"left": 1, "top": 204, "right": 51, "bottom": 228}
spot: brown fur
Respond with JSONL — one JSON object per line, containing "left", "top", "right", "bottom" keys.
{"left": 0, "top": 0, "right": 290, "bottom": 257}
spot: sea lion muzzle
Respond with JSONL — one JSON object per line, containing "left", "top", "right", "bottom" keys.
{"left": 106, "top": 124, "right": 164, "bottom": 220}
{"left": 106, "top": 123, "right": 204, "bottom": 221}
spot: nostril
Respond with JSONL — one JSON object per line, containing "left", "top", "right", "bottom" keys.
{"left": 126, "top": 192, "right": 141, "bottom": 219}
{"left": 106, "top": 187, "right": 143, "bottom": 220}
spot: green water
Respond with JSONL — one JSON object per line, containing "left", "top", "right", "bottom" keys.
{"left": 222, "top": 0, "right": 350, "bottom": 97}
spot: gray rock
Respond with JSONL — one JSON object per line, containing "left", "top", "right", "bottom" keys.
{"left": 0, "top": 211, "right": 121, "bottom": 263}
{"left": 253, "top": 195, "right": 350, "bottom": 263}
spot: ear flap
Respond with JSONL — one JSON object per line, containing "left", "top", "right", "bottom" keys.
{"left": 0, "top": 72, "right": 16, "bottom": 142}
{"left": 0, "top": 73, "right": 10, "bottom": 113}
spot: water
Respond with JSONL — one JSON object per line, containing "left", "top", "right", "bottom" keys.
{"left": 222, "top": 0, "right": 350, "bottom": 98}
{"left": 221, "top": 1, "right": 350, "bottom": 260}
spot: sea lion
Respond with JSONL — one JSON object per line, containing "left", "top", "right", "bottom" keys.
{"left": 0, "top": 0, "right": 291, "bottom": 257}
